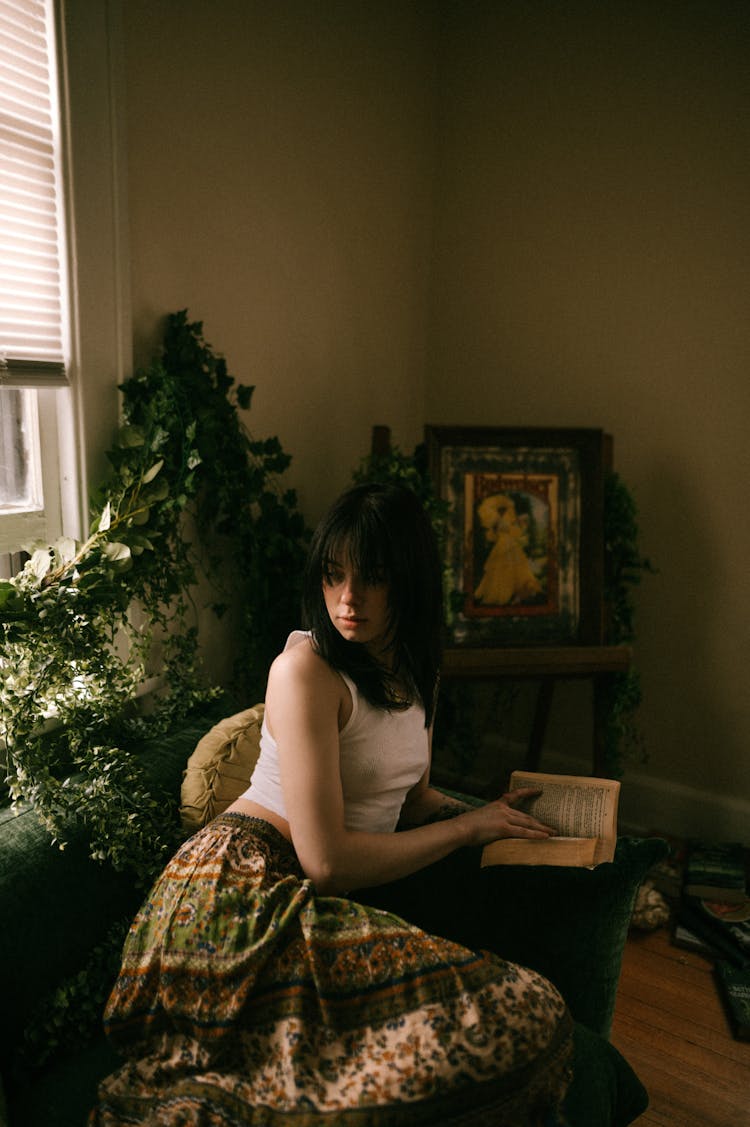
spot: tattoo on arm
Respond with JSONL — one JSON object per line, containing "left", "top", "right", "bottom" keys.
{"left": 422, "top": 800, "right": 471, "bottom": 825}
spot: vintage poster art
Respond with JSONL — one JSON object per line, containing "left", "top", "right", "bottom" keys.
{"left": 426, "top": 427, "right": 607, "bottom": 647}
{"left": 465, "top": 471, "right": 562, "bottom": 619}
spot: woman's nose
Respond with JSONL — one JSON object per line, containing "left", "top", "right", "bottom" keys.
{"left": 341, "top": 574, "right": 362, "bottom": 604}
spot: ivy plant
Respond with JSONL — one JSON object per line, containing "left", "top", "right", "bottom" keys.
{"left": 0, "top": 311, "right": 309, "bottom": 880}
{"left": 600, "top": 470, "right": 657, "bottom": 771}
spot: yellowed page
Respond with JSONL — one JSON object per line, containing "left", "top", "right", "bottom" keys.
{"left": 509, "top": 771, "right": 619, "bottom": 841}
{"left": 481, "top": 835, "right": 599, "bottom": 868}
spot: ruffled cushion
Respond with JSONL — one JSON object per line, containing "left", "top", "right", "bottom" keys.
{"left": 180, "top": 705, "right": 264, "bottom": 832}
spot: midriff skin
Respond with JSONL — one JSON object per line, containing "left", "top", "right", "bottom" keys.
{"left": 226, "top": 795, "right": 294, "bottom": 842}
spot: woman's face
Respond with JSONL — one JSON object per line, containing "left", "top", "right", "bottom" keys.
{"left": 322, "top": 553, "right": 392, "bottom": 660}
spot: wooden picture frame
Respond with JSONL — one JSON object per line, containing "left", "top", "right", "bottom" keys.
{"left": 425, "top": 426, "right": 609, "bottom": 647}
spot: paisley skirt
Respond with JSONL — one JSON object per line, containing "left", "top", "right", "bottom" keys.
{"left": 90, "top": 814, "right": 573, "bottom": 1126}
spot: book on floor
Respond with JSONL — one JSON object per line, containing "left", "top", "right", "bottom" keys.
{"left": 715, "top": 959, "right": 750, "bottom": 1041}
{"left": 676, "top": 895, "right": 750, "bottom": 968}
{"left": 684, "top": 839, "right": 748, "bottom": 904}
{"left": 671, "top": 921, "right": 722, "bottom": 961}
{"left": 480, "top": 770, "right": 620, "bottom": 869}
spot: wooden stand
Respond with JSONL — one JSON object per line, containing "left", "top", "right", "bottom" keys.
{"left": 365, "top": 426, "right": 630, "bottom": 779}
{"left": 441, "top": 645, "right": 632, "bottom": 778}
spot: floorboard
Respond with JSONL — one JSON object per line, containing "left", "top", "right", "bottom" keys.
{"left": 610, "top": 924, "right": 750, "bottom": 1127}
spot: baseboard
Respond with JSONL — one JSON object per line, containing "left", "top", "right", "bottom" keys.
{"left": 541, "top": 748, "right": 750, "bottom": 842}
{"left": 436, "top": 736, "right": 750, "bottom": 842}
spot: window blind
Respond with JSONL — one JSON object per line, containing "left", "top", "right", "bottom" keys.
{"left": 0, "top": 0, "right": 68, "bottom": 388}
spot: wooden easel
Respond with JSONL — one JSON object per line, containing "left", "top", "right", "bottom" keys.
{"left": 369, "top": 426, "right": 631, "bottom": 777}
{"left": 440, "top": 644, "right": 631, "bottom": 777}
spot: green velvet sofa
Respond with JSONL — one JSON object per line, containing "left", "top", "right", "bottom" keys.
{"left": 0, "top": 708, "right": 665, "bottom": 1126}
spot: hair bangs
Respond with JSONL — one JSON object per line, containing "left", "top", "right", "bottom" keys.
{"left": 321, "top": 507, "right": 391, "bottom": 589}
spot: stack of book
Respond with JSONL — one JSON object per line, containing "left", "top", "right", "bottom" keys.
{"left": 666, "top": 839, "right": 750, "bottom": 1041}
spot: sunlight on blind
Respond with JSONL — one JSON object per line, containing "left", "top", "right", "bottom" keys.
{"left": 0, "top": 0, "right": 68, "bottom": 387}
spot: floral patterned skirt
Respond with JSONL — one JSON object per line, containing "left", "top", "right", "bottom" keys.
{"left": 90, "top": 814, "right": 573, "bottom": 1126}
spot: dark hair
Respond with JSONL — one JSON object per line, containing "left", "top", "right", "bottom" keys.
{"left": 302, "top": 482, "right": 443, "bottom": 726}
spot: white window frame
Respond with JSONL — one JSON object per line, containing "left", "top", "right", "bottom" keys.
{"left": 0, "top": 0, "right": 131, "bottom": 558}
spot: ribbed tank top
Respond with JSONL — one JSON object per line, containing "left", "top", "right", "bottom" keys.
{"left": 240, "top": 631, "right": 429, "bottom": 832}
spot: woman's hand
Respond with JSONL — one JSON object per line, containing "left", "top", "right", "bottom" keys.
{"left": 459, "top": 788, "right": 555, "bottom": 847}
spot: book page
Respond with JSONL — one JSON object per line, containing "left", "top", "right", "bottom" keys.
{"left": 509, "top": 771, "right": 619, "bottom": 840}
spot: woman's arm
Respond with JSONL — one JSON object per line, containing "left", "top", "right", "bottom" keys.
{"left": 398, "top": 741, "right": 542, "bottom": 830}
{"left": 399, "top": 781, "right": 474, "bottom": 827}
{"left": 269, "top": 646, "right": 552, "bottom": 895}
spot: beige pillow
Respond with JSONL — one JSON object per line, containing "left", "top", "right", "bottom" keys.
{"left": 180, "top": 704, "right": 265, "bottom": 833}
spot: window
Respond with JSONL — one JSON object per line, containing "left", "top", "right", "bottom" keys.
{"left": 0, "top": 0, "right": 70, "bottom": 556}
{"left": 0, "top": 389, "right": 38, "bottom": 509}
{"left": 0, "top": 0, "right": 131, "bottom": 565}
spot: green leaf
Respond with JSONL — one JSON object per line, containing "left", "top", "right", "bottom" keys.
{"left": 54, "top": 536, "right": 79, "bottom": 564}
{"left": 126, "top": 532, "right": 155, "bottom": 554}
{"left": 119, "top": 425, "right": 145, "bottom": 448}
{"left": 141, "top": 460, "right": 164, "bottom": 485}
{"left": 0, "top": 580, "right": 19, "bottom": 606}
{"left": 0, "top": 581, "right": 28, "bottom": 621}
{"left": 98, "top": 502, "right": 112, "bottom": 533}
{"left": 101, "top": 542, "right": 132, "bottom": 572}
{"left": 143, "top": 479, "right": 169, "bottom": 503}
{"left": 29, "top": 548, "right": 52, "bottom": 580}
{"left": 236, "top": 384, "right": 254, "bottom": 410}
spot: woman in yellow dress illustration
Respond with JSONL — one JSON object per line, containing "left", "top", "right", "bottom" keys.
{"left": 474, "top": 493, "right": 542, "bottom": 606}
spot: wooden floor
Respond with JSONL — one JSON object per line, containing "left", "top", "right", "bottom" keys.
{"left": 610, "top": 924, "right": 750, "bottom": 1126}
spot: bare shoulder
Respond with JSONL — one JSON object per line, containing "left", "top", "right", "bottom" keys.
{"left": 267, "top": 636, "right": 344, "bottom": 708}
{"left": 265, "top": 638, "right": 351, "bottom": 739}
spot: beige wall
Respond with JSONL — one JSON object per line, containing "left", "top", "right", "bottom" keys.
{"left": 120, "top": 1, "right": 750, "bottom": 829}
{"left": 123, "top": 0, "right": 437, "bottom": 524}
{"left": 427, "top": 1, "right": 750, "bottom": 816}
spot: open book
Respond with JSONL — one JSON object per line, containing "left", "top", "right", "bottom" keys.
{"left": 480, "top": 770, "right": 620, "bottom": 868}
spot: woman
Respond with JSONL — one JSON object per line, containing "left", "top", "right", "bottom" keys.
{"left": 91, "top": 483, "right": 573, "bottom": 1126}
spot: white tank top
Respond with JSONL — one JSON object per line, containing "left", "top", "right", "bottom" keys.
{"left": 240, "top": 631, "right": 429, "bottom": 832}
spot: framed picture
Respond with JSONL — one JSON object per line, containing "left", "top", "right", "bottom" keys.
{"left": 425, "top": 426, "right": 609, "bottom": 647}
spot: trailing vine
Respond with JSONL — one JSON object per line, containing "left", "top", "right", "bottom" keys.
{"left": 0, "top": 311, "right": 309, "bottom": 880}
{"left": 156, "top": 313, "right": 310, "bottom": 694}
{"left": 600, "top": 470, "right": 657, "bottom": 772}
{"left": 352, "top": 440, "right": 450, "bottom": 545}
